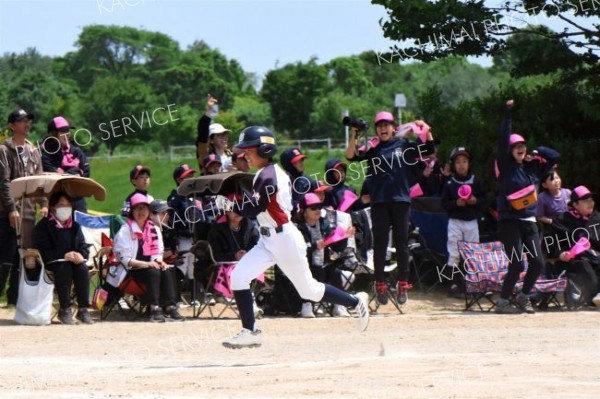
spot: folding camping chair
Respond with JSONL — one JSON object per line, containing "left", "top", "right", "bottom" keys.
{"left": 458, "top": 241, "right": 568, "bottom": 312}
{"left": 191, "top": 240, "right": 238, "bottom": 319}
{"left": 409, "top": 197, "right": 449, "bottom": 292}
{"left": 94, "top": 235, "right": 149, "bottom": 321}
{"left": 457, "top": 241, "right": 507, "bottom": 311}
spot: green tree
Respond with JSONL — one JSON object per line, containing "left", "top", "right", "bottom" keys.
{"left": 261, "top": 58, "right": 329, "bottom": 137}
{"left": 372, "top": 0, "right": 599, "bottom": 82}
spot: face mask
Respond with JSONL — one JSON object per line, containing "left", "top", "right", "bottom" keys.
{"left": 55, "top": 207, "right": 72, "bottom": 222}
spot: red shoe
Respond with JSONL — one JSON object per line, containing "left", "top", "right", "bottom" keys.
{"left": 397, "top": 281, "right": 413, "bottom": 305}
{"left": 375, "top": 281, "right": 389, "bottom": 305}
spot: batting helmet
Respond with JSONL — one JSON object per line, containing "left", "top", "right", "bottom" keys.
{"left": 234, "top": 126, "right": 277, "bottom": 158}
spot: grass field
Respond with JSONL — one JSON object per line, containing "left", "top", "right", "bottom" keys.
{"left": 87, "top": 148, "right": 357, "bottom": 214}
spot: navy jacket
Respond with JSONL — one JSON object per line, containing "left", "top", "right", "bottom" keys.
{"left": 207, "top": 218, "right": 259, "bottom": 263}
{"left": 347, "top": 138, "right": 435, "bottom": 205}
{"left": 441, "top": 174, "right": 485, "bottom": 221}
{"left": 497, "top": 108, "right": 560, "bottom": 220}
{"left": 33, "top": 217, "right": 90, "bottom": 265}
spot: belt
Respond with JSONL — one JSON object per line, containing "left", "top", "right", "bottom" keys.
{"left": 260, "top": 225, "right": 284, "bottom": 237}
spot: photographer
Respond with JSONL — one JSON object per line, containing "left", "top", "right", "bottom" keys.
{"left": 345, "top": 111, "right": 435, "bottom": 306}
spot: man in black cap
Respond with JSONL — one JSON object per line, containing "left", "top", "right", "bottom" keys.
{"left": 0, "top": 109, "right": 48, "bottom": 306}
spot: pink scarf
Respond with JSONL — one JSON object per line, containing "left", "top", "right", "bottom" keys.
{"left": 569, "top": 209, "right": 589, "bottom": 221}
{"left": 61, "top": 143, "right": 80, "bottom": 168}
{"left": 49, "top": 213, "right": 73, "bottom": 229}
{"left": 128, "top": 219, "right": 160, "bottom": 256}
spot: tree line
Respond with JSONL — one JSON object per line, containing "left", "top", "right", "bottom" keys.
{"left": 1, "top": 22, "right": 598, "bottom": 192}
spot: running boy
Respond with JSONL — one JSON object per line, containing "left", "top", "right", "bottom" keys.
{"left": 218, "top": 126, "right": 369, "bottom": 349}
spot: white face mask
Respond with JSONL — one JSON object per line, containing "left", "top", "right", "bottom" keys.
{"left": 55, "top": 207, "right": 72, "bottom": 222}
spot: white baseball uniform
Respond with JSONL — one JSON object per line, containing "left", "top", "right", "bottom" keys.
{"left": 230, "top": 163, "right": 325, "bottom": 302}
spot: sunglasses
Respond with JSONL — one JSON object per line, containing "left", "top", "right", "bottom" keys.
{"left": 308, "top": 205, "right": 322, "bottom": 211}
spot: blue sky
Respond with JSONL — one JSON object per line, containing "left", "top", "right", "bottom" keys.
{"left": 0, "top": 0, "right": 399, "bottom": 78}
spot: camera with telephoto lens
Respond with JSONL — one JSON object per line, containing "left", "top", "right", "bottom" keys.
{"left": 342, "top": 116, "right": 368, "bottom": 132}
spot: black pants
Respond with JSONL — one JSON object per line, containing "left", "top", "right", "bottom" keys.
{"left": 499, "top": 219, "right": 544, "bottom": 299}
{"left": 129, "top": 267, "right": 177, "bottom": 307}
{"left": 310, "top": 264, "right": 344, "bottom": 291}
{"left": 0, "top": 216, "right": 18, "bottom": 304}
{"left": 46, "top": 261, "right": 90, "bottom": 309}
{"left": 371, "top": 202, "right": 411, "bottom": 282}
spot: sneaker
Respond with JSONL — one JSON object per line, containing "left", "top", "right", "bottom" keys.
{"left": 165, "top": 306, "right": 185, "bottom": 322}
{"left": 75, "top": 308, "right": 94, "bottom": 325}
{"left": 375, "top": 281, "right": 389, "bottom": 305}
{"left": 222, "top": 328, "right": 262, "bottom": 349}
{"left": 332, "top": 304, "right": 351, "bottom": 318}
{"left": 516, "top": 294, "right": 535, "bottom": 314}
{"left": 397, "top": 281, "right": 413, "bottom": 305}
{"left": 495, "top": 298, "right": 521, "bottom": 314}
{"left": 118, "top": 298, "right": 129, "bottom": 309}
{"left": 300, "top": 302, "right": 315, "bottom": 318}
{"left": 58, "top": 308, "right": 75, "bottom": 325}
{"left": 150, "top": 308, "right": 166, "bottom": 323}
{"left": 593, "top": 293, "right": 600, "bottom": 307}
{"left": 354, "top": 292, "right": 369, "bottom": 332}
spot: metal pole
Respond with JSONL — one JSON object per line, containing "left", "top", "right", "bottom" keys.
{"left": 343, "top": 109, "right": 349, "bottom": 148}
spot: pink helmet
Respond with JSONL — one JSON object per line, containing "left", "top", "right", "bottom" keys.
{"left": 374, "top": 111, "right": 395, "bottom": 125}
{"left": 509, "top": 133, "right": 526, "bottom": 146}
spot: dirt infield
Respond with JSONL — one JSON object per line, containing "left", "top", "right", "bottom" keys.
{"left": 0, "top": 293, "right": 598, "bottom": 399}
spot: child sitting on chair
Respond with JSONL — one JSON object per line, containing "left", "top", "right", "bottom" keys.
{"left": 294, "top": 193, "right": 356, "bottom": 318}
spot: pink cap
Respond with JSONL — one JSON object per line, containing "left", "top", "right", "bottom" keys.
{"left": 301, "top": 193, "right": 323, "bottom": 209}
{"left": 573, "top": 186, "right": 592, "bottom": 199}
{"left": 409, "top": 183, "right": 423, "bottom": 198}
{"left": 130, "top": 193, "right": 150, "bottom": 208}
{"left": 374, "top": 111, "right": 394, "bottom": 125}
{"left": 53, "top": 116, "right": 70, "bottom": 129}
{"left": 509, "top": 133, "right": 526, "bottom": 146}
{"left": 458, "top": 185, "right": 472, "bottom": 200}
{"left": 322, "top": 226, "right": 349, "bottom": 246}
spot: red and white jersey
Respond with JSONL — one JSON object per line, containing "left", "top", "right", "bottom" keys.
{"left": 234, "top": 163, "right": 293, "bottom": 228}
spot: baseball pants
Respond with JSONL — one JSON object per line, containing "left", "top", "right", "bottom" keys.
{"left": 231, "top": 223, "right": 326, "bottom": 302}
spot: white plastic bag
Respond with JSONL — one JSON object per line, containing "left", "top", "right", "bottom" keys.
{"left": 105, "top": 264, "right": 128, "bottom": 288}
{"left": 14, "top": 262, "right": 54, "bottom": 326}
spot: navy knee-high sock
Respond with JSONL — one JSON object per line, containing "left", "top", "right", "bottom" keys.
{"left": 233, "top": 289, "right": 255, "bottom": 331}
{"left": 321, "top": 284, "right": 358, "bottom": 308}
